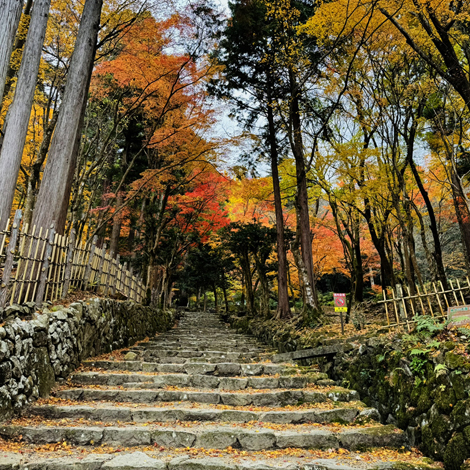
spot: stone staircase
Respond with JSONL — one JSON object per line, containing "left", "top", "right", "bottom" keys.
{"left": 0, "top": 311, "right": 434, "bottom": 469}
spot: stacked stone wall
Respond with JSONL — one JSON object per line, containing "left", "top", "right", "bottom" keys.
{"left": 0, "top": 299, "right": 175, "bottom": 419}
{"left": 225, "top": 313, "right": 470, "bottom": 469}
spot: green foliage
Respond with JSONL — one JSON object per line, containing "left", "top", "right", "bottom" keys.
{"left": 410, "top": 352, "right": 428, "bottom": 376}
{"left": 414, "top": 315, "right": 447, "bottom": 336}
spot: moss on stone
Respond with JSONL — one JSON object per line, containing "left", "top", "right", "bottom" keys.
{"left": 445, "top": 351, "right": 470, "bottom": 371}
{"left": 433, "top": 385, "right": 457, "bottom": 412}
{"left": 443, "top": 433, "right": 469, "bottom": 470}
{"left": 430, "top": 412, "right": 453, "bottom": 443}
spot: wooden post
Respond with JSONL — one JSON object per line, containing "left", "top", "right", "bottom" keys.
{"left": 9, "top": 222, "right": 29, "bottom": 305}
{"left": 76, "top": 240, "right": 88, "bottom": 289}
{"left": 96, "top": 242, "right": 107, "bottom": 293}
{"left": 105, "top": 251, "right": 115, "bottom": 296}
{"left": 0, "top": 210, "right": 22, "bottom": 309}
{"left": 0, "top": 217, "right": 11, "bottom": 262}
{"left": 17, "top": 224, "right": 36, "bottom": 304}
{"left": 112, "top": 254, "right": 120, "bottom": 296}
{"left": 35, "top": 225, "right": 56, "bottom": 306}
{"left": 432, "top": 282, "right": 445, "bottom": 317}
{"left": 439, "top": 280, "right": 450, "bottom": 310}
{"left": 45, "top": 232, "right": 59, "bottom": 301}
{"left": 122, "top": 262, "right": 128, "bottom": 297}
{"left": 396, "top": 284, "right": 405, "bottom": 320}
{"left": 28, "top": 227, "right": 44, "bottom": 302}
{"left": 62, "top": 229, "right": 76, "bottom": 298}
{"left": 456, "top": 279, "right": 466, "bottom": 305}
{"left": 382, "top": 289, "right": 391, "bottom": 326}
{"left": 83, "top": 235, "right": 98, "bottom": 289}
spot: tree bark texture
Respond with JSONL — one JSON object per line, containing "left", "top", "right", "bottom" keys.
{"left": 288, "top": 72, "right": 319, "bottom": 312}
{"left": 1, "top": 0, "right": 33, "bottom": 111}
{"left": 0, "top": 0, "right": 23, "bottom": 110}
{"left": 0, "top": 0, "right": 51, "bottom": 228}
{"left": 32, "top": 0, "right": 103, "bottom": 234}
{"left": 23, "top": 109, "right": 59, "bottom": 227}
{"left": 267, "top": 97, "right": 290, "bottom": 319}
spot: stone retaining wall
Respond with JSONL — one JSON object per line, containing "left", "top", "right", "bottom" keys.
{"left": 225, "top": 314, "right": 470, "bottom": 470}
{"left": 0, "top": 299, "right": 175, "bottom": 419}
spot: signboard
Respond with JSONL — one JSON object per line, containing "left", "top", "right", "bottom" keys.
{"left": 448, "top": 305, "right": 470, "bottom": 327}
{"left": 334, "top": 293, "right": 347, "bottom": 312}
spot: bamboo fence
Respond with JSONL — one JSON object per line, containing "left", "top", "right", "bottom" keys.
{"left": 380, "top": 277, "right": 470, "bottom": 331}
{"left": 0, "top": 210, "right": 145, "bottom": 310}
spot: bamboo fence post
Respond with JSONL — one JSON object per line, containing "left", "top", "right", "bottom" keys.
{"left": 439, "top": 280, "right": 450, "bottom": 310}
{"left": 76, "top": 240, "right": 88, "bottom": 289}
{"left": 52, "top": 234, "right": 64, "bottom": 301}
{"left": 449, "top": 279, "right": 460, "bottom": 307}
{"left": 381, "top": 291, "right": 391, "bottom": 326}
{"left": 83, "top": 236, "right": 98, "bottom": 288}
{"left": 122, "top": 262, "right": 128, "bottom": 297}
{"left": 129, "top": 268, "right": 134, "bottom": 300}
{"left": 113, "top": 254, "right": 120, "bottom": 296}
{"left": 415, "top": 285, "right": 427, "bottom": 316}
{"left": 30, "top": 227, "right": 45, "bottom": 302}
{"left": 0, "top": 210, "right": 22, "bottom": 309}
{"left": 17, "top": 224, "right": 36, "bottom": 304}
{"left": 0, "top": 217, "right": 11, "bottom": 262}
{"left": 139, "top": 277, "right": 143, "bottom": 302}
{"left": 390, "top": 288, "right": 401, "bottom": 325}
{"left": 96, "top": 243, "right": 107, "bottom": 293}
{"left": 136, "top": 275, "right": 142, "bottom": 302}
{"left": 406, "top": 286, "right": 417, "bottom": 319}
{"left": 103, "top": 250, "right": 113, "bottom": 296}
{"left": 62, "top": 229, "right": 76, "bottom": 298}
{"left": 9, "top": 222, "right": 29, "bottom": 305}
{"left": 35, "top": 226, "right": 56, "bottom": 306}
{"left": 432, "top": 282, "right": 445, "bottom": 317}
{"left": 59, "top": 234, "right": 68, "bottom": 299}
{"left": 422, "top": 284, "right": 435, "bottom": 317}
{"left": 456, "top": 279, "right": 466, "bottom": 304}
{"left": 45, "top": 232, "right": 59, "bottom": 301}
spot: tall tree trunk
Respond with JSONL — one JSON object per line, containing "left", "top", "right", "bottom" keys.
{"left": 1, "top": 0, "right": 33, "bottom": 112}
{"left": 23, "top": 109, "right": 59, "bottom": 227}
{"left": 352, "top": 229, "right": 364, "bottom": 302}
{"left": 0, "top": 0, "right": 50, "bottom": 227}
{"left": 409, "top": 160, "right": 447, "bottom": 286}
{"left": 0, "top": 0, "right": 23, "bottom": 111}
{"left": 266, "top": 94, "right": 290, "bottom": 319}
{"left": 450, "top": 168, "right": 470, "bottom": 273}
{"left": 288, "top": 72, "right": 319, "bottom": 314}
{"left": 32, "top": 0, "right": 103, "bottom": 234}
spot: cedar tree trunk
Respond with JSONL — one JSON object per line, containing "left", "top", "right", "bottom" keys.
{"left": 0, "top": 0, "right": 50, "bottom": 226}
{"left": 0, "top": 0, "right": 23, "bottom": 109}
{"left": 31, "top": 0, "right": 103, "bottom": 234}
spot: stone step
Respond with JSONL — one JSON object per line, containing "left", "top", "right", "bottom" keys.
{"left": 147, "top": 338, "right": 260, "bottom": 344}
{"left": 82, "top": 361, "right": 289, "bottom": 376}
{"left": 71, "top": 372, "right": 312, "bottom": 390}
{"left": 0, "top": 423, "right": 406, "bottom": 451}
{"left": 28, "top": 403, "right": 367, "bottom": 424}
{"left": 134, "top": 344, "right": 266, "bottom": 352}
{"left": 55, "top": 387, "right": 360, "bottom": 406}
{"left": 141, "top": 351, "right": 265, "bottom": 363}
{"left": 0, "top": 451, "right": 434, "bottom": 470}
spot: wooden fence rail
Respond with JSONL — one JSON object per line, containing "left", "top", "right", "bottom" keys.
{"left": 380, "top": 277, "right": 470, "bottom": 330}
{"left": 0, "top": 210, "right": 145, "bottom": 310}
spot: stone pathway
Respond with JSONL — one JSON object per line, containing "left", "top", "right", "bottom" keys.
{"left": 0, "top": 311, "right": 435, "bottom": 469}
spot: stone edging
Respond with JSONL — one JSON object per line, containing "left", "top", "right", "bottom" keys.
{"left": 0, "top": 298, "right": 175, "bottom": 419}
